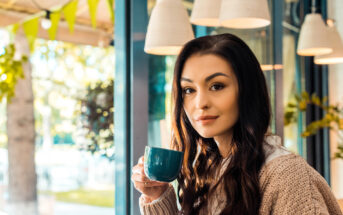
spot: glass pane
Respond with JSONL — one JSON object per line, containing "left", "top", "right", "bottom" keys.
{"left": 0, "top": 38, "right": 115, "bottom": 215}
{"left": 211, "top": 27, "right": 275, "bottom": 132}
{"left": 147, "top": 0, "right": 278, "bottom": 147}
{"left": 282, "top": 0, "right": 304, "bottom": 154}
{"left": 148, "top": 55, "right": 175, "bottom": 148}
{"left": 33, "top": 40, "right": 115, "bottom": 215}
{"left": 32, "top": 40, "right": 115, "bottom": 215}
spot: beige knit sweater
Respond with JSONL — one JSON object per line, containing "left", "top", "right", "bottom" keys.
{"left": 139, "top": 136, "right": 343, "bottom": 215}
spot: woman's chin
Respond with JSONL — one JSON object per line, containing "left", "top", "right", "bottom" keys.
{"left": 198, "top": 132, "right": 215, "bottom": 139}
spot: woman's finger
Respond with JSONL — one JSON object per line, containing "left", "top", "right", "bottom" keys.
{"left": 138, "top": 156, "right": 144, "bottom": 164}
{"left": 132, "top": 164, "right": 144, "bottom": 175}
{"left": 131, "top": 173, "right": 167, "bottom": 185}
{"left": 135, "top": 181, "right": 167, "bottom": 188}
{"left": 131, "top": 172, "right": 150, "bottom": 182}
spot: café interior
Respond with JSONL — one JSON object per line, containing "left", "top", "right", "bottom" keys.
{"left": 114, "top": 0, "right": 343, "bottom": 214}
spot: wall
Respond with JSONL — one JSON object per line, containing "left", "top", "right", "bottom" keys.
{"left": 328, "top": 0, "right": 343, "bottom": 200}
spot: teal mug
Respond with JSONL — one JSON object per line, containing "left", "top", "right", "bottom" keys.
{"left": 144, "top": 146, "right": 184, "bottom": 182}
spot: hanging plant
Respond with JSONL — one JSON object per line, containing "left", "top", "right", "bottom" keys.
{"left": 80, "top": 79, "right": 114, "bottom": 160}
{"left": 284, "top": 91, "right": 343, "bottom": 159}
{"left": 0, "top": 44, "right": 27, "bottom": 102}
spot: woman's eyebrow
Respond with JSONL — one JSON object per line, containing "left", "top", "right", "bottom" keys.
{"left": 181, "top": 72, "right": 230, "bottom": 83}
{"left": 181, "top": 77, "right": 193, "bottom": 83}
{"left": 205, "top": 72, "right": 230, "bottom": 82}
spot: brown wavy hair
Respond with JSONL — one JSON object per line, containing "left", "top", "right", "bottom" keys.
{"left": 171, "top": 33, "right": 271, "bottom": 214}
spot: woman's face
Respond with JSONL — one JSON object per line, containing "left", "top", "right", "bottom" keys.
{"left": 181, "top": 54, "right": 239, "bottom": 139}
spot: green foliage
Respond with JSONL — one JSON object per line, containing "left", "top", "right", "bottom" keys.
{"left": 80, "top": 79, "right": 114, "bottom": 160}
{"left": 334, "top": 144, "right": 343, "bottom": 159}
{"left": 39, "top": 188, "right": 114, "bottom": 207}
{"left": 284, "top": 92, "right": 343, "bottom": 159}
{"left": 31, "top": 39, "right": 114, "bottom": 146}
{"left": 0, "top": 44, "right": 27, "bottom": 102}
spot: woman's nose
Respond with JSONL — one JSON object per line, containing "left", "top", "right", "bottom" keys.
{"left": 195, "top": 90, "right": 210, "bottom": 110}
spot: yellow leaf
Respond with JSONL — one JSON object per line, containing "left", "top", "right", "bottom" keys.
{"left": 301, "top": 91, "right": 309, "bottom": 101}
{"left": 339, "top": 119, "right": 343, "bottom": 130}
{"left": 299, "top": 101, "right": 307, "bottom": 110}
{"left": 302, "top": 131, "right": 311, "bottom": 137}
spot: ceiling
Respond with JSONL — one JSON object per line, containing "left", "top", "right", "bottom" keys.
{"left": 0, "top": 0, "right": 194, "bottom": 46}
{"left": 0, "top": 0, "right": 114, "bottom": 46}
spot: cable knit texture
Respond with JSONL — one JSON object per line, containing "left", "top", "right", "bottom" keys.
{"left": 258, "top": 154, "right": 342, "bottom": 215}
{"left": 139, "top": 137, "right": 343, "bottom": 215}
{"left": 139, "top": 184, "right": 178, "bottom": 215}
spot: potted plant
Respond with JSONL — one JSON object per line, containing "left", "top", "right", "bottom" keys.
{"left": 284, "top": 91, "right": 343, "bottom": 159}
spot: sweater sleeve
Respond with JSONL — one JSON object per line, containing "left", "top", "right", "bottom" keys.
{"left": 139, "top": 184, "right": 179, "bottom": 215}
{"left": 260, "top": 155, "right": 342, "bottom": 215}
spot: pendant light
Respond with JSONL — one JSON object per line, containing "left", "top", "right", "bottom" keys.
{"left": 297, "top": 0, "right": 332, "bottom": 56}
{"left": 41, "top": 10, "right": 52, "bottom": 29}
{"left": 315, "top": 20, "right": 343, "bottom": 64}
{"left": 190, "top": 0, "right": 221, "bottom": 27}
{"left": 219, "top": 0, "right": 271, "bottom": 29}
{"left": 144, "top": 0, "right": 194, "bottom": 55}
{"left": 260, "top": 64, "right": 283, "bottom": 71}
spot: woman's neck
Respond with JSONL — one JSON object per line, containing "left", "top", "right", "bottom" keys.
{"left": 214, "top": 131, "right": 233, "bottom": 158}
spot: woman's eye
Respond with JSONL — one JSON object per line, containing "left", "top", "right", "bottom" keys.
{"left": 210, "top": 83, "right": 224, "bottom": 91}
{"left": 183, "top": 88, "right": 194, "bottom": 94}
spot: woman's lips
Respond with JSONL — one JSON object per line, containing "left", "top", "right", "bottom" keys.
{"left": 196, "top": 116, "right": 218, "bottom": 125}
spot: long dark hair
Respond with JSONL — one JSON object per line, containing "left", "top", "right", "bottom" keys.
{"left": 171, "top": 33, "right": 271, "bottom": 215}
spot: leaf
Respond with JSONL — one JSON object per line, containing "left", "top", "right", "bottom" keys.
{"left": 311, "top": 93, "right": 321, "bottom": 106}
{"left": 299, "top": 100, "right": 307, "bottom": 111}
{"left": 301, "top": 131, "right": 311, "bottom": 137}
{"left": 284, "top": 111, "right": 297, "bottom": 125}
{"left": 324, "top": 113, "right": 333, "bottom": 121}
{"left": 322, "top": 96, "right": 328, "bottom": 104}
{"left": 0, "top": 43, "right": 26, "bottom": 102}
{"left": 287, "top": 102, "right": 297, "bottom": 108}
{"left": 79, "top": 79, "right": 114, "bottom": 159}
{"left": 294, "top": 94, "right": 301, "bottom": 102}
{"left": 284, "top": 111, "right": 295, "bottom": 118}
{"left": 334, "top": 152, "right": 343, "bottom": 159}
{"left": 301, "top": 91, "right": 309, "bottom": 101}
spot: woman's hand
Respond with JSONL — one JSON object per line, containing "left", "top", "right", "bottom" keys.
{"left": 131, "top": 156, "right": 169, "bottom": 203}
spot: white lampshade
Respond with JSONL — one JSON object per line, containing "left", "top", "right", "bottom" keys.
{"left": 261, "top": 64, "right": 283, "bottom": 71}
{"left": 144, "top": 0, "right": 194, "bottom": 55}
{"left": 190, "top": 0, "right": 221, "bottom": 27}
{"left": 297, "top": 13, "right": 332, "bottom": 56}
{"left": 314, "top": 25, "right": 343, "bottom": 64}
{"left": 219, "top": 0, "right": 271, "bottom": 29}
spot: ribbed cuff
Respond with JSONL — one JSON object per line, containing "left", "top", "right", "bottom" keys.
{"left": 139, "top": 185, "right": 178, "bottom": 215}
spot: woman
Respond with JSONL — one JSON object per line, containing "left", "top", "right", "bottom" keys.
{"left": 131, "top": 33, "right": 342, "bottom": 215}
